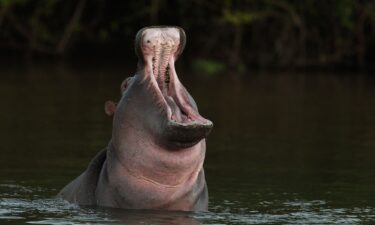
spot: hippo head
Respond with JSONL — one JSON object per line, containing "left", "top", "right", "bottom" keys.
{"left": 105, "top": 27, "right": 213, "bottom": 186}
{"left": 108, "top": 27, "right": 213, "bottom": 149}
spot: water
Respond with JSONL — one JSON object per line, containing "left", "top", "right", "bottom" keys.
{"left": 1, "top": 62, "right": 375, "bottom": 224}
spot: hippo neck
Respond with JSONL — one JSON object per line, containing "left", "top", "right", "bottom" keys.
{"left": 106, "top": 140, "right": 206, "bottom": 187}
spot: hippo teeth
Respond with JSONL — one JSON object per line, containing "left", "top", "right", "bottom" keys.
{"left": 151, "top": 42, "right": 174, "bottom": 96}
{"left": 150, "top": 53, "right": 191, "bottom": 123}
{"left": 165, "top": 66, "right": 170, "bottom": 84}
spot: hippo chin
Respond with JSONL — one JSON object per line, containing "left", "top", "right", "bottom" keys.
{"left": 58, "top": 26, "right": 213, "bottom": 211}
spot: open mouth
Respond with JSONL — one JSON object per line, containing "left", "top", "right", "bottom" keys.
{"left": 138, "top": 27, "right": 213, "bottom": 147}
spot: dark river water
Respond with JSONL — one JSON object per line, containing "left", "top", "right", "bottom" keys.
{"left": 1, "top": 62, "right": 375, "bottom": 224}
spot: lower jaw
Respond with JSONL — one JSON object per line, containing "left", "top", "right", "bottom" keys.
{"left": 165, "top": 139, "right": 202, "bottom": 149}
{"left": 159, "top": 120, "right": 213, "bottom": 150}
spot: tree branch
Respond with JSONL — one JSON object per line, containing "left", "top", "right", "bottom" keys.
{"left": 57, "top": 0, "right": 86, "bottom": 54}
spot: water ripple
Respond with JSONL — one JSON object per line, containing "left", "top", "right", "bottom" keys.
{"left": 1, "top": 182, "right": 375, "bottom": 224}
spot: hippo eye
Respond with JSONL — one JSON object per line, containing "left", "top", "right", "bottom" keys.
{"left": 147, "top": 40, "right": 150, "bottom": 43}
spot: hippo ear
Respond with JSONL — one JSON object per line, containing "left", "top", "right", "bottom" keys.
{"left": 104, "top": 101, "right": 117, "bottom": 116}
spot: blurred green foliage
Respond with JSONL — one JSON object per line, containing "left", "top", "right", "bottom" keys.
{"left": 0, "top": 0, "right": 374, "bottom": 70}
{"left": 336, "top": 0, "right": 355, "bottom": 30}
{"left": 0, "top": 0, "right": 25, "bottom": 6}
{"left": 192, "top": 58, "right": 226, "bottom": 75}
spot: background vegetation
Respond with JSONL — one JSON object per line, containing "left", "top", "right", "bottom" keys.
{"left": 0, "top": 0, "right": 374, "bottom": 71}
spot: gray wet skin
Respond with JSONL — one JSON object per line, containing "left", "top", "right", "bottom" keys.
{"left": 58, "top": 26, "right": 213, "bottom": 211}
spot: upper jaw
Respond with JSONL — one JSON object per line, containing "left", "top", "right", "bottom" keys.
{"left": 136, "top": 27, "right": 213, "bottom": 147}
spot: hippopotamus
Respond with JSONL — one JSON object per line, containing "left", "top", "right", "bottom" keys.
{"left": 58, "top": 26, "right": 213, "bottom": 211}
